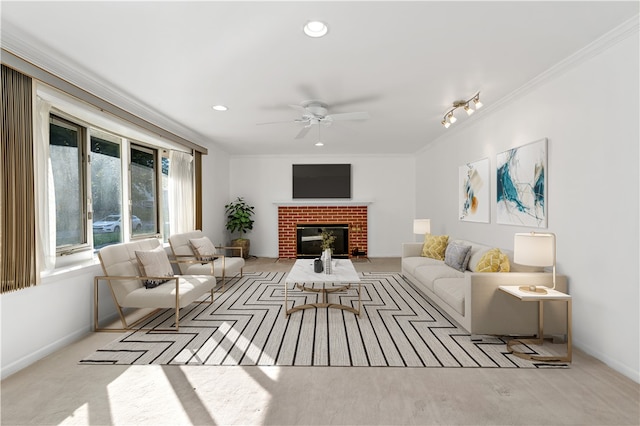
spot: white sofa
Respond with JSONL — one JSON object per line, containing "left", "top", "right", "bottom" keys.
{"left": 402, "top": 240, "right": 568, "bottom": 337}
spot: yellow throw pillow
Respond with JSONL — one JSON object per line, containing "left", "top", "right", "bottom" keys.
{"left": 421, "top": 234, "right": 449, "bottom": 260}
{"left": 475, "top": 248, "right": 510, "bottom": 272}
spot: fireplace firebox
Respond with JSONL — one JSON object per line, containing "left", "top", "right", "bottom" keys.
{"left": 296, "top": 224, "right": 349, "bottom": 259}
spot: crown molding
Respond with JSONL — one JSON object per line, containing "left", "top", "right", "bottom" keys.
{"left": 1, "top": 21, "right": 212, "bottom": 151}
{"left": 420, "top": 14, "right": 640, "bottom": 154}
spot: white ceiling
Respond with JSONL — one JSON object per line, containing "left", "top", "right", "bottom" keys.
{"left": 2, "top": 1, "right": 638, "bottom": 156}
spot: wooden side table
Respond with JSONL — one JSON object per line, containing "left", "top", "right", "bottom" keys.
{"left": 498, "top": 285, "right": 572, "bottom": 362}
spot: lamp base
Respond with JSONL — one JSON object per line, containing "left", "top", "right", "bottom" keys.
{"left": 519, "top": 285, "right": 548, "bottom": 294}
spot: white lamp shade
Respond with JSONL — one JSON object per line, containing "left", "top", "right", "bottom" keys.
{"left": 514, "top": 233, "right": 556, "bottom": 266}
{"left": 413, "top": 219, "right": 431, "bottom": 235}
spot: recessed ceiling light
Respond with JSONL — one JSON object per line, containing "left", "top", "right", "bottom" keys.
{"left": 304, "top": 21, "right": 328, "bottom": 38}
{"left": 212, "top": 105, "right": 228, "bottom": 111}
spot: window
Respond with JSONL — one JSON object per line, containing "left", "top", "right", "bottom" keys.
{"left": 161, "top": 155, "right": 170, "bottom": 242}
{"left": 90, "top": 129, "right": 123, "bottom": 249}
{"left": 130, "top": 144, "right": 158, "bottom": 237}
{"left": 48, "top": 114, "right": 171, "bottom": 256}
{"left": 49, "top": 115, "right": 87, "bottom": 253}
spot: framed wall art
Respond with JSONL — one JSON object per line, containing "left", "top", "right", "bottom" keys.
{"left": 459, "top": 157, "right": 490, "bottom": 223}
{"left": 496, "top": 138, "right": 547, "bottom": 228}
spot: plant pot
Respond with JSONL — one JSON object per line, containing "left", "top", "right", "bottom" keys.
{"left": 231, "top": 238, "right": 250, "bottom": 259}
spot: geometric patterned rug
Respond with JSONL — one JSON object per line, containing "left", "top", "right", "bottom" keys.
{"left": 80, "top": 272, "right": 567, "bottom": 368}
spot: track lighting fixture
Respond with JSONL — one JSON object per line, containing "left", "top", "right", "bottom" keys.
{"left": 441, "top": 92, "right": 482, "bottom": 128}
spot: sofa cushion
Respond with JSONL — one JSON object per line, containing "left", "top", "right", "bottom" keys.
{"left": 414, "top": 264, "right": 465, "bottom": 292}
{"left": 433, "top": 278, "right": 465, "bottom": 315}
{"left": 444, "top": 242, "right": 472, "bottom": 272}
{"left": 466, "top": 242, "right": 493, "bottom": 272}
{"left": 402, "top": 256, "right": 443, "bottom": 276}
{"left": 135, "top": 245, "right": 174, "bottom": 288}
{"left": 475, "top": 248, "right": 511, "bottom": 272}
{"left": 421, "top": 234, "right": 449, "bottom": 260}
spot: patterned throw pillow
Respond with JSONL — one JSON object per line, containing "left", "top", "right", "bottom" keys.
{"left": 135, "top": 245, "right": 174, "bottom": 288}
{"left": 421, "top": 234, "right": 449, "bottom": 260}
{"left": 444, "top": 242, "right": 473, "bottom": 272}
{"left": 475, "top": 248, "right": 510, "bottom": 272}
{"left": 189, "top": 237, "right": 218, "bottom": 261}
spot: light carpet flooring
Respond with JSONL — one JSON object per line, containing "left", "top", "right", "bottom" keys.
{"left": 1, "top": 257, "right": 639, "bottom": 425}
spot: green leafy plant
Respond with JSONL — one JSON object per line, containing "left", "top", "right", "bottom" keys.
{"left": 224, "top": 197, "right": 255, "bottom": 237}
{"left": 321, "top": 230, "right": 336, "bottom": 250}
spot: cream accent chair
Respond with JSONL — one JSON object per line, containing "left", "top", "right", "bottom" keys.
{"left": 169, "top": 230, "right": 245, "bottom": 291}
{"left": 95, "top": 238, "right": 217, "bottom": 331}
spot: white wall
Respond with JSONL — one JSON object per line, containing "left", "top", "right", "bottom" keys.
{"left": 415, "top": 33, "right": 639, "bottom": 381}
{"left": 227, "top": 155, "right": 416, "bottom": 257}
{"left": 200, "top": 144, "right": 232, "bottom": 244}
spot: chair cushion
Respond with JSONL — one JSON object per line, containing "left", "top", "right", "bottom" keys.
{"left": 135, "top": 245, "right": 174, "bottom": 288}
{"left": 189, "top": 236, "right": 218, "bottom": 260}
{"left": 421, "top": 234, "right": 449, "bottom": 260}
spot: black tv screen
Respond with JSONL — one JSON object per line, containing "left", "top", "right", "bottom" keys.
{"left": 292, "top": 164, "right": 351, "bottom": 199}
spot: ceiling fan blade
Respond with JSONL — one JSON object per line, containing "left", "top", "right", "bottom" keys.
{"left": 256, "top": 120, "right": 295, "bottom": 126}
{"left": 288, "top": 104, "right": 308, "bottom": 114}
{"left": 294, "top": 125, "right": 312, "bottom": 140}
{"left": 326, "top": 111, "right": 370, "bottom": 121}
{"left": 330, "top": 95, "right": 381, "bottom": 108}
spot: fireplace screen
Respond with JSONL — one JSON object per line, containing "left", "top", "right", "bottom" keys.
{"left": 296, "top": 224, "right": 349, "bottom": 258}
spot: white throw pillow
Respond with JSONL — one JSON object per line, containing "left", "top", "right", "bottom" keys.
{"left": 135, "top": 245, "right": 174, "bottom": 288}
{"left": 189, "top": 236, "right": 218, "bottom": 261}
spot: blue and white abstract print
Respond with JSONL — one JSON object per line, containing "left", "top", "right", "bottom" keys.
{"left": 496, "top": 138, "right": 547, "bottom": 228}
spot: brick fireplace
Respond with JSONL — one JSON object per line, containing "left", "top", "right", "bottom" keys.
{"left": 278, "top": 205, "right": 368, "bottom": 259}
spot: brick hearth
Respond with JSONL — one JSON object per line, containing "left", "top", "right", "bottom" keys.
{"left": 278, "top": 205, "right": 368, "bottom": 259}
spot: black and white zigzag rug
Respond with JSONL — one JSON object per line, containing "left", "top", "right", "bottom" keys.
{"left": 81, "top": 272, "right": 565, "bottom": 368}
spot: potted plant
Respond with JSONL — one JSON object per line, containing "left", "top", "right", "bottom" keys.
{"left": 225, "top": 197, "right": 255, "bottom": 259}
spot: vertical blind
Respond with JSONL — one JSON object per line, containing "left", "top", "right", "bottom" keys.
{"left": 1, "top": 65, "right": 37, "bottom": 292}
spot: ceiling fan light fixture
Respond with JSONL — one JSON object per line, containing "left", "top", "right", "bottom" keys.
{"left": 315, "top": 141, "right": 324, "bottom": 147}
{"left": 473, "top": 97, "right": 483, "bottom": 109}
{"left": 304, "top": 21, "right": 328, "bottom": 38}
{"left": 448, "top": 113, "right": 457, "bottom": 124}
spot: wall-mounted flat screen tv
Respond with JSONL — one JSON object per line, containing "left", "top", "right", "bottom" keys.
{"left": 292, "top": 164, "right": 351, "bottom": 199}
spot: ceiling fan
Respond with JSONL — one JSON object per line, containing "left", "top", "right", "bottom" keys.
{"left": 258, "top": 100, "right": 370, "bottom": 140}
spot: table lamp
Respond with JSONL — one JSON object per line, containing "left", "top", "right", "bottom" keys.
{"left": 514, "top": 232, "right": 556, "bottom": 294}
{"left": 413, "top": 219, "right": 431, "bottom": 235}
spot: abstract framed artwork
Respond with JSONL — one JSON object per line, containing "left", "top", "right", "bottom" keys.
{"left": 496, "top": 138, "right": 547, "bottom": 228}
{"left": 459, "top": 157, "right": 490, "bottom": 223}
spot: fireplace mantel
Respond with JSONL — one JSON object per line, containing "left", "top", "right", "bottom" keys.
{"left": 273, "top": 200, "right": 373, "bottom": 207}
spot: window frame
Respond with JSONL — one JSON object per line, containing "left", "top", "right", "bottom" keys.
{"left": 49, "top": 113, "right": 90, "bottom": 256}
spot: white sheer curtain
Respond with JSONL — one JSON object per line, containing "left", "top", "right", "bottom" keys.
{"left": 34, "top": 96, "right": 56, "bottom": 276}
{"left": 168, "top": 150, "right": 195, "bottom": 235}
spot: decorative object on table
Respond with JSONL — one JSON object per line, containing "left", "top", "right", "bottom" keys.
{"left": 321, "top": 230, "right": 335, "bottom": 274}
{"left": 514, "top": 232, "right": 556, "bottom": 294}
{"left": 497, "top": 138, "right": 547, "bottom": 227}
{"left": 314, "top": 258, "right": 324, "bottom": 273}
{"left": 224, "top": 197, "right": 255, "bottom": 258}
{"left": 459, "top": 158, "right": 490, "bottom": 223}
